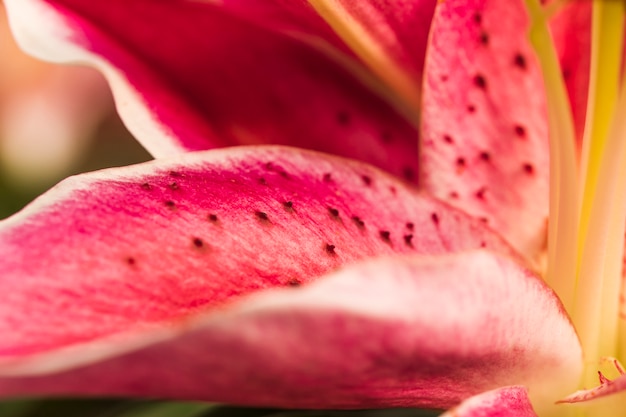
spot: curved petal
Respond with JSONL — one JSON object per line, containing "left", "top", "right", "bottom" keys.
{"left": 3, "top": 0, "right": 420, "bottom": 181}
{"left": 0, "top": 146, "right": 516, "bottom": 357}
{"left": 0, "top": 251, "right": 581, "bottom": 410}
{"left": 440, "top": 386, "right": 539, "bottom": 417}
{"left": 420, "top": 0, "right": 550, "bottom": 260}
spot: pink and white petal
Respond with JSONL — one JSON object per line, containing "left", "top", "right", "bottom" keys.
{"left": 0, "top": 146, "right": 517, "bottom": 358}
{"left": 3, "top": 0, "right": 421, "bottom": 181}
{"left": 440, "top": 386, "right": 539, "bottom": 417}
{"left": 0, "top": 251, "right": 581, "bottom": 410}
{"left": 549, "top": 0, "right": 591, "bottom": 148}
{"left": 421, "top": 0, "right": 550, "bottom": 260}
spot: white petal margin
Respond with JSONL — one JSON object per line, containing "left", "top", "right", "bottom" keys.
{"left": 440, "top": 386, "right": 539, "bottom": 417}
{"left": 3, "top": 0, "right": 185, "bottom": 156}
{"left": 0, "top": 251, "right": 581, "bottom": 410}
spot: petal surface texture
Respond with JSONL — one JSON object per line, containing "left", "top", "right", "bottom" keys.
{"left": 420, "top": 0, "right": 549, "bottom": 260}
{"left": 3, "top": 0, "right": 421, "bottom": 181}
{"left": 0, "top": 146, "right": 516, "bottom": 357}
{"left": 0, "top": 247, "right": 581, "bottom": 409}
{"left": 440, "top": 386, "right": 539, "bottom": 417}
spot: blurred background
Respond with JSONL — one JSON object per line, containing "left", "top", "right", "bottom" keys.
{"left": 0, "top": 1, "right": 149, "bottom": 220}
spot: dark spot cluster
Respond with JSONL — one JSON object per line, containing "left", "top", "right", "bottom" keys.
{"left": 328, "top": 207, "right": 340, "bottom": 219}
{"left": 283, "top": 201, "right": 294, "bottom": 212}
{"left": 325, "top": 244, "right": 336, "bottom": 255}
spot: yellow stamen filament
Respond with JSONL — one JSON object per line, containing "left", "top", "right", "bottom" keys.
{"left": 307, "top": 0, "right": 422, "bottom": 115}
{"left": 573, "top": 0, "right": 625, "bottom": 380}
{"left": 524, "top": 0, "right": 578, "bottom": 312}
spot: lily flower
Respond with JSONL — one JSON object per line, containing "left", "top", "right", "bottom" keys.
{"left": 0, "top": 0, "right": 624, "bottom": 416}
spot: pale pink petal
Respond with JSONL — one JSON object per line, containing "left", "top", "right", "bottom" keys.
{"left": 0, "top": 146, "right": 517, "bottom": 358}
{"left": 0, "top": 251, "right": 581, "bottom": 410}
{"left": 420, "top": 0, "right": 550, "bottom": 260}
{"left": 550, "top": 0, "right": 591, "bottom": 148}
{"left": 440, "top": 386, "right": 539, "bottom": 417}
{"left": 4, "top": 0, "right": 421, "bottom": 181}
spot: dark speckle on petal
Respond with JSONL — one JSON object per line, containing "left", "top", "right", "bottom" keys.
{"left": 255, "top": 211, "right": 270, "bottom": 223}
{"left": 473, "top": 74, "right": 487, "bottom": 90}
{"left": 351, "top": 215, "right": 366, "bottom": 230}
{"left": 514, "top": 124, "right": 527, "bottom": 138}
{"left": 523, "top": 163, "right": 535, "bottom": 175}
{"left": 379, "top": 230, "right": 391, "bottom": 244}
{"left": 325, "top": 244, "right": 337, "bottom": 255}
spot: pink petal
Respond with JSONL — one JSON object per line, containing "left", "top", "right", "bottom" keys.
{"left": 550, "top": 0, "right": 591, "bottom": 148}
{"left": 440, "top": 386, "right": 539, "bottom": 417}
{"left": 420, "top": 0, "right": 550, "bottom": 260}
{"left": 4, "top": 0, "right": 421, "bottom": 182}
{"left": 0, "top": 146, "right": 516, "bottom": 358}
{"left": 0, "top": 251, "right": 581, "bottom": 410}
